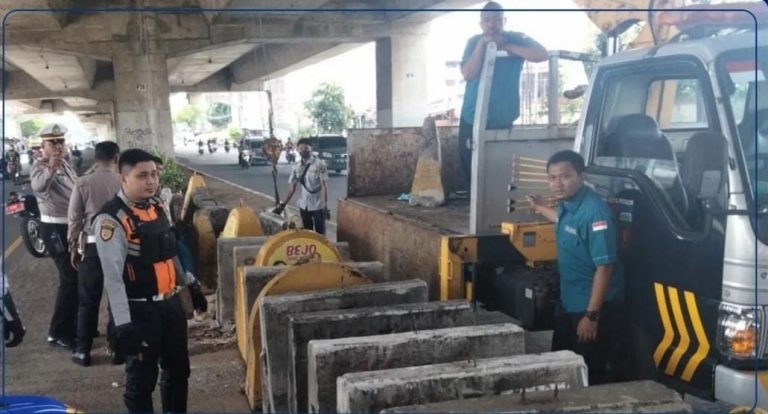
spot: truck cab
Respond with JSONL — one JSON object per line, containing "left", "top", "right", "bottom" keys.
{"left": 575, "top": 23, "right": 767, "bottom": 407}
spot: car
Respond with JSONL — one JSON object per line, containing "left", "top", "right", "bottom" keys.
{"left": 308, "top": 135, "right": 347, "bottom": 173}
{"left": 239, "top": 137, "right": 269, "bottom": 166}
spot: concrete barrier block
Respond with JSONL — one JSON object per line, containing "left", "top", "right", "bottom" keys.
{"left": 307, "top": 323, "right": 525, "bottom": 413}
{"left": 287, "top": 300, "right": 475, "bottom": 413}
{"left": 260, "top": 280, "right": 428, "bottom": 412}
{"left": 217, "top": 236, "right": 270, "bottom": 323}
{"left": 383, "top": 380, "right": 690, "bottom": 413}
{"left": 337, "top": 351, "right": 587, "bottom": 413}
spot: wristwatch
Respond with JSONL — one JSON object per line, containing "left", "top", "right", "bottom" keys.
{"left": 584, "top": 310, "right": 600, "bottom": 322}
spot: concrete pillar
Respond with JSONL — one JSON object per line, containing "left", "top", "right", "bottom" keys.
{"left": 376, "top": 26, "right": 429, "bottom": 128}
{"left": 113, "top": 52, "right": 173, "bottom": 154}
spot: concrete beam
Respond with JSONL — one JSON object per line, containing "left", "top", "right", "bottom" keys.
{"left": 307, "top": 323, "right": 525, "bottom": 413}
{"left": 337, "top": 351, "right": 588, "bottom": 413}
{"left": 3, "top": 70, "right": 114, "bottom": 102}
{"left": 4, "top": 46, "right": 97, "bottom": 91}
{"left": 286, "top": 300, "right": 476, "bottom": 413}
{"left": 259, "top": 280, "right": 428, "bottom": 412}
{"left": 230, "top": 42, "right": 361, "bottom": 84}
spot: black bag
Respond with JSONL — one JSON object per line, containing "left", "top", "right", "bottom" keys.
{"left": 298, "top": 163, "right": 320, "bottom": 194}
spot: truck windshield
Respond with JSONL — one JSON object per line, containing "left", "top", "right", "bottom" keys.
{"left": 720, "top": 53, "right": 768, "bottom": 241}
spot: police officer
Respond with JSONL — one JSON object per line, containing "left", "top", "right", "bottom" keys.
{"left": 30, "top": 123, "right": 79, "bottom": 349}
{"left": 528, "top": 150, "right": 625, "bottom": 385}
{"left": 273, "top": 138, "right": 330, "bottom": 234}
{"left": 94, "top": 149, "right": 207, "bottom": 413}
{"left": 67, "top": 141, "right": 121, "bottom": 367}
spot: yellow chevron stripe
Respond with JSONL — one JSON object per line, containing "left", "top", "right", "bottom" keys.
{"left": 665, "top": 287, "right": 691, "bottom": 376}
{"left": 653, "top": 283, "right": 675, "bottom": 367}
{"left": 681, "top": 291, "right": 710, "bottom": 382}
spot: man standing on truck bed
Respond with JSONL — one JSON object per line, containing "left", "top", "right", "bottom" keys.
{"left": 459, "top": 1, "right": 547, "bottom": 192}
{"left": 528, "top": 150, "right": 625, "bottom": 385}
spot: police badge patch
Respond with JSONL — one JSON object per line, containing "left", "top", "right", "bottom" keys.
{"left": 100, "top": 220, "right": 117, "bottom": 241}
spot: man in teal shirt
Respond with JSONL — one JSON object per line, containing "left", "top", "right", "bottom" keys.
{"left": 529, "top": 150, "right": 625, "bottom": 384}
{"left": 459, "top": 1, "right": 547, "bottom": 191}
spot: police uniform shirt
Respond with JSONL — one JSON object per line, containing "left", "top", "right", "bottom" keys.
{"left": 289, "top": 154, "right": 329, "bottom": 211}
{"left": 555, "top": 185, "right": 625, "bottom": 313}
{"left": 93, "top": 190, "right": 194, "bottom": 327}
{"left": 30, "top": 158, "right": 77, "bottom": 222}
{"left": 67, "top": 165, "right": 121, "bottom": 250}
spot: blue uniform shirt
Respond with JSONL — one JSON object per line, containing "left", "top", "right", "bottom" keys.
{"left": 459, "top": 31, "right": 538, "bottom": 129}
{"left": 556, "top": 186, "right": 625, "bottom": 313}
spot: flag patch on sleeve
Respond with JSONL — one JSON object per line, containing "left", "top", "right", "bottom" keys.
{"left": 592, "top": 220, "right": 608, "bottom": 232}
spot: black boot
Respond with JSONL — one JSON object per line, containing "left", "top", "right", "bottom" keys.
{"left": 160, "top": 382, "right": 188, "bottom": 413}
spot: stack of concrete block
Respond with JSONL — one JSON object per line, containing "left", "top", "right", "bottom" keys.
{"left": 336, "top": 351, "right": 588, "bottom": 413}
{"left": 306, "top": 323, "right": 526, "bottom": 413}
{"left": 286, "top": 300, "right": 480, "bottom": 413}
{"left": 259, "top": 280, "right": 429, "bottom": 412}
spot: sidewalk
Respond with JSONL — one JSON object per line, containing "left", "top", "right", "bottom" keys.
{"left": 3, "top": 248, "right": 250, "bottom": 412}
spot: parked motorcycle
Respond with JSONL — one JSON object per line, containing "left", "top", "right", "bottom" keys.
{"left": 5, "top": 192, "right": 48, "bottom": 257}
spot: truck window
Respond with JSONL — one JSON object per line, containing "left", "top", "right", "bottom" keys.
{"left": 647, "top": 79, "right": 709, "bottom": 129}
{"left": 592, "top": 63, "right": 716, "bottom": 232}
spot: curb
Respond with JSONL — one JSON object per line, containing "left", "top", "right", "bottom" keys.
{"left": 177, "top": 162, "right": 339, "bottom": 231}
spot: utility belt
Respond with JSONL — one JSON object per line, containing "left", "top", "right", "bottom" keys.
{"left": 40, "top": 215, "right": 68, "bottom": 224}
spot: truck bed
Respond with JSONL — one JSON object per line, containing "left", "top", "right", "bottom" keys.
{"left": 344, "top": 195, "right": 471, "bottom": 236}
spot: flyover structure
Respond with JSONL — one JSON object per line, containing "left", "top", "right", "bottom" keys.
{"left": 2, "top": 0, "right": 479, "bottom": 152}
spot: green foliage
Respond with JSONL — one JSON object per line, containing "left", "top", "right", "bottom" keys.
{"left": 174, "top": 104, "right": 202, "bottom": 129}
{"left": 20, "top": 119, "right": 45, "bottom": 138}
{"left": 150, "top": 149, "right": 186, "bottom": 193}
{"left": 294, "top": 125, "right": 314, "bottom": 139}
{"left": 228, "top": 126, "right": 243, "bottom": 141}
{"left": 207, "top": 102, "right": 232, "bottom": 129}
{"left": 304, "top": 83, "right": 354, "bottom": 134}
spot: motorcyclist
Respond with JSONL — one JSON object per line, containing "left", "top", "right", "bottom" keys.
{"left": 284, "top": 138, "right": 295, "bottom": 164}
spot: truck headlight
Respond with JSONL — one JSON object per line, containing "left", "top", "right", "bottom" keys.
{"left": 717, "top": 303, "right": 763, "bottom": 359}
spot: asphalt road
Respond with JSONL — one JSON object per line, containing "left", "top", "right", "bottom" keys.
{"left": 174, "top": 145, "right": 348, "bottom": 214}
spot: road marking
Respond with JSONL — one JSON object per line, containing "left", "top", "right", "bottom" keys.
{"left": 4, "top": 237, "right": 23, "bottom": 258}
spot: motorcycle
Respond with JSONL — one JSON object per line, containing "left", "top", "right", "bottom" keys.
{"left": 239, "top": 150, "right": 251, "bottom": 169}
{"left": 5, "top": 192, "right": 48, "bottom": 257}
{"left": 6, "top": 160, "right": 21, "bottom": 185}
{"left": 224, "top": 143, "right": 231, "bottom": 153}
{"left": 198, "top": 147, "right": 204, "bottom": 155}
{"left": 285, "top": 150, "right": 296, "bottom": 164}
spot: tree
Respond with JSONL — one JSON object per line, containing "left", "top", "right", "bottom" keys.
{"left": 173, "top": 104, "right": 201, "bottom": 129}
{"left": 207, "top": 102, "right": 231, "bottom": 129}
{"left": 20, "top": 119, "right": 45, "bottom": 138}
{"left": 228, "top": 125, "right": 243, "bottom": 141}
{"left": 304, "top": 83, "right": 354, "bottom": 134}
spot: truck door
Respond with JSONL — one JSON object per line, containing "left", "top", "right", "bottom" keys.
{"left": 580, "top": 56, "right": 727, "bottom": 398}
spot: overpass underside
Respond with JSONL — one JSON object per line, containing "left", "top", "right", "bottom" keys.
{"left": 1, "top": 0, "right": 479, "bottom": 151}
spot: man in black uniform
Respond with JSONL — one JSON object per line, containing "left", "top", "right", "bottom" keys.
{"left": 94, "top": 149, "right": 207, "bottom": 413}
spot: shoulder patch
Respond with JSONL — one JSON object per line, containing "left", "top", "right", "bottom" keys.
{"left": 592, "top": 220, "right": 608, "bottom": 232}
{"left": 100, "top": 219, "right": 118, "bottom": 241}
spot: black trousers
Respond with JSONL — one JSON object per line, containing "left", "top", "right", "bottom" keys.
{"left": 40, "top": 222, "right": 78, "bottom": 342}
{"left": 551, "top": 301, "right": 626, "bottom": 385}
{"left": 300, "top": 208, "right": 326, "bottom": 235}
{"left": 123, "top": 296, "right": 190, "bottom": 413}
{"left": 76, "top": 244, "right": 118, "bottom": 353}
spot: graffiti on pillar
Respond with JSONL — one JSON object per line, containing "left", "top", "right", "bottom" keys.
{"left": 123, "top": 127, "right": 153, "bottom": 149}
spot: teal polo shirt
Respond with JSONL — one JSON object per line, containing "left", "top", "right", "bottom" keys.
{"left": 459, "top": 31, "right": 537, "bottom": 129}
{"left": 556, "top": 186, "right": 625, "bottom": 313}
